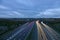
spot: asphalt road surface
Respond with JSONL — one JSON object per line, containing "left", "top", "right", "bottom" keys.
{"left": 0, "top": 21, "right": 60, "bottom": 40}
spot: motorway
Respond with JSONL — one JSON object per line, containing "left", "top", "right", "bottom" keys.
{"left": 0, "top": 21, "right": 60, "bottom": 40}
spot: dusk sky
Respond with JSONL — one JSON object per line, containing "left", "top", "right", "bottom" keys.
{"left": 0, "top": 0, "right": 60, "bottom": 18}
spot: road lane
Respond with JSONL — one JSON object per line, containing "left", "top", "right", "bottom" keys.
{"left": 0, "top": 22, "right": 29, "bottom": 40}
{"left": 40, "top": 23, "right": 54, "bottom": 40}
{"left": 36, "top": 21, "right": 48, "bottom": 40}
{"left": 11, "top": 21, "right": 35, "bottom": 40}
{"left": 26, "top": 21, "right": 38, "bottom": 40}
{"left": 41, "top": 22, "right": 60, "bottom": 40}
{"left": 6, "top": 21, "right": 35, "bottom": 40}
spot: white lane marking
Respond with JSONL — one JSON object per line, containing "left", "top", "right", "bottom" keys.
{"left": 41, "top": 22, "right": 57, "bottom": 40}
{"left": 7, "top": 28, "right": 25, "bottom": 40}
{"left": 36, "top": 21, "right": 48, "bottom": 40}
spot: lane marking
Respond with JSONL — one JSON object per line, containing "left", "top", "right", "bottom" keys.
{"left": 41, "top": 22, "right": 60, "bottom": 40}
{"left": 36, "top": 21, "right": 48, "bottom": 40}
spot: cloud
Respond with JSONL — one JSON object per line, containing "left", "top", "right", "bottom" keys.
{"left": 0, "top": 5, "right": 9, "bottom": 9}
{"left": 11, "top": 11, "right": 25, "bottom": 17}
{"left": 0, "top": 11, "right": 25, "bottom": 18}
{"left": 16, "top": 0, "right": 35, "bottom": 7}
{"left": 0, "top": 0, "right": 60, "bottom": 18}
{"left": 36, "top": 8, "right": 60, "bottom": 18}
{"left": 12, "top": 11, "right": 23, "bottom": 15}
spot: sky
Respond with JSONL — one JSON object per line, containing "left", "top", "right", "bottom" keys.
{"left": 0, "top": 0, "right": 60, "bottom": 18}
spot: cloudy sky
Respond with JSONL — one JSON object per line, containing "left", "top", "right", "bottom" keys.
{"left": 0, "top": 0, "right": 60, "bottom": 18}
